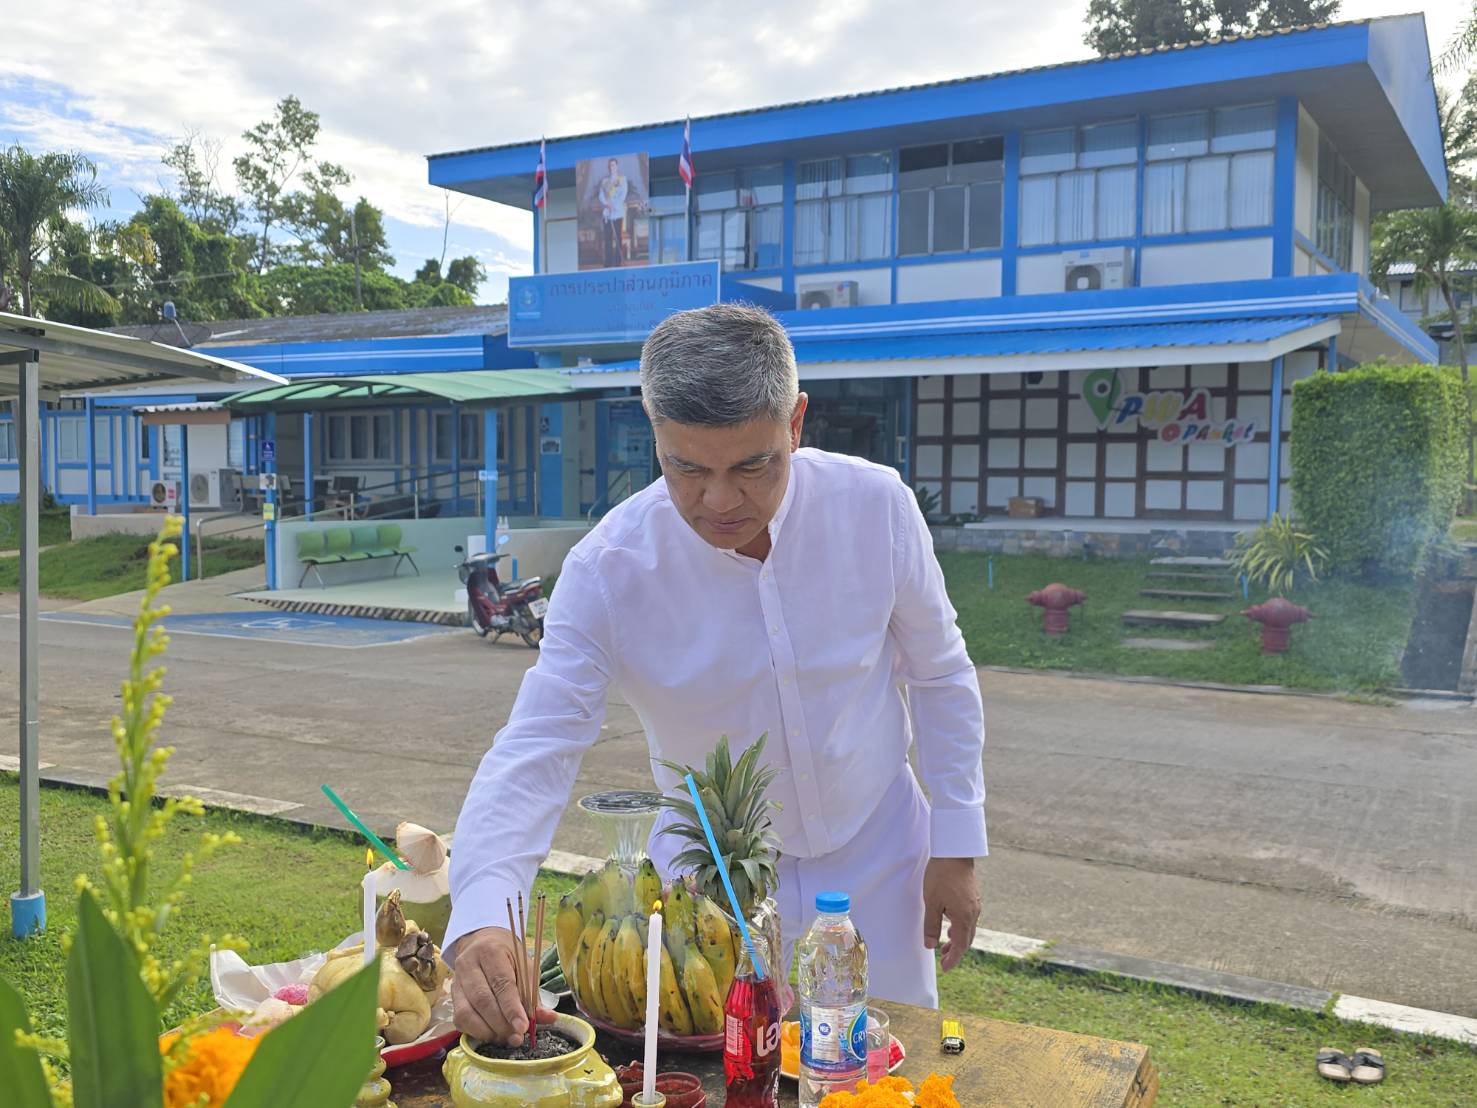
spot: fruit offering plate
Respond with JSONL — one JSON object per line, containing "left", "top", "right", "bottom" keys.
{"left": 209, "top": 935, "right": 465, "bottom": 1069}
{"left": 777, "top": 1020, "right": 905, "bottom": 1081}
{"left": 574, "top": 982, "right": 795, "bottom": 1052}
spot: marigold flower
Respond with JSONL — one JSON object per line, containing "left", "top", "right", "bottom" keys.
{"left": 159, "top": 1026, "right": 259, "bottom": 1108}
{"left": 915, "top": 1072, "right": 961, "bottom": 1108}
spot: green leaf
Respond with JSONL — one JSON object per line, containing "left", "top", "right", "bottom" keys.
{"left": 224, "top": 959, "right": 379, "bottom": 1108}
{"left": 0, "top": 977, "right": 52, "bottom": 1108}
{"left": 67, "top": 890, "right": 162, "bottom": 1108}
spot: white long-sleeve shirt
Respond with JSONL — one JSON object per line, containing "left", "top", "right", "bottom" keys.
{"left": 445, "top": 448, "right": 987, "bottom": 960}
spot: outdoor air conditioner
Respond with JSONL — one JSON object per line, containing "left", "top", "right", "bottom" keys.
{"left": 1062, "top": 247, "right": 1131, "bottom": 292}
{"left": 798, "top": 281, "right": 860, "bottom": 310}
{"left": 188, "top": 470, "right": 220, "bottom": 509}
{"left": 149, "top": 480, "right": 180, "bottom": 511}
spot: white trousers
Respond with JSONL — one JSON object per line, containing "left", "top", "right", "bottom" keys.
{"left": 649, "top": 763, "right": 937, "bottom": 1008}
{"left": 773, "top": 763, "right": 937, "bottom": 1008}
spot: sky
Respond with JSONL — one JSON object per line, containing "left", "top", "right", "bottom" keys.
{"left": 0, "top": 0, "right": 1467, "bottom": 308}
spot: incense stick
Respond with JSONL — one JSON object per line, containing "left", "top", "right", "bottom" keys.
{"left": 505, "top": 898, "right": 527, "bottom": 1040}
{"left": 531, "top": 892, "right": 547, "bottom": 1019}
{"left": 517, "top": 891, "right": 531, "bottom": 1044}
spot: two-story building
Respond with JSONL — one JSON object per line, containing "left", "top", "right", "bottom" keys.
{"left": 427, "top": 14, "right": 1443, "bottom": 533}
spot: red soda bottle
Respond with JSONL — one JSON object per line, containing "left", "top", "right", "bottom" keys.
{"left": 723, "top": 937, "right": 782, "bottom": 1107}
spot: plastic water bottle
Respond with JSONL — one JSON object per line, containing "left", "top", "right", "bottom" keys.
{"left": 797, "top": 891, "right": 868, "bottom": 1107}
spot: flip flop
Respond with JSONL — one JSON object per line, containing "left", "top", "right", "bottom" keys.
{"left": 1316, "top": 1048, "right": 1353, "bottom": 1083}
{"left": 1349, "top": 1047, "right": 1386, "bottom": 1085}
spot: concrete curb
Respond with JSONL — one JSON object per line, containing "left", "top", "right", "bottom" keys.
{"left": 19, "top": 771, "right": 1477, "bottom": 1046}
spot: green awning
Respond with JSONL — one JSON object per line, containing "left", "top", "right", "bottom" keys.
{"left": 221, "top": 368, "right": 583, "bottom": 411}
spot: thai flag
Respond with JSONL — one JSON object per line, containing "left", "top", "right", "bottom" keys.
{"left": 678, "top": 118, "right": 695, "bottom": 189}
{"left": 533, "top": 138, "right": 547, "bottom": 209}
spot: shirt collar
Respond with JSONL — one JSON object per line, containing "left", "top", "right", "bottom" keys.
{"left": 766, "top": 453, "right": 799, "bottom": 544}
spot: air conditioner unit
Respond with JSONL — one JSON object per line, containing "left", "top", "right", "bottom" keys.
{"left": 149, "top": 480, "right": 181, "bottom": 511}
{"left": 798, "top": 281, "right": 860, "bottom": 310}
{"left": 1062, "top": 247, "right": 1131, "bottom": 292}
{"left": 188, "top": 470, "right": 220, "bottom": 509}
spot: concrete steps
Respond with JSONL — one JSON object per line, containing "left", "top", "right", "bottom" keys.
{"left": 1122, "top": 609, "right": 1227, "bottom": 629}
{"left": 1140, "top": 588, "right": 1237, "bottom": 601}
{"left": 1149, "top": 556, "right": 1235, "bottom": 569}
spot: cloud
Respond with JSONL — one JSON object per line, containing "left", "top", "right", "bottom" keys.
{"left": 0, "top": 0, "right": 1459, "bottom": 305}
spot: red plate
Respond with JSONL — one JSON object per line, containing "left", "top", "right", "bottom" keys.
{"left": 382, "top": 1029, "right": 460, "bottom": 1068}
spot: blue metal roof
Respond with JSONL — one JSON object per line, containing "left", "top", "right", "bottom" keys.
{"left": 571, "top": 316, "right": 1333, "bottom": 374}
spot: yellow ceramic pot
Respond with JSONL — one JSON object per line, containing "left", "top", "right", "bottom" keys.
{"left": 442, "top": 1014, "right": 622, "bottom": 1107}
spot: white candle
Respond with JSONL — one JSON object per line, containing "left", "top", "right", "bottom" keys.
{"left": 642, "top": 904, "right": 663, "bottom": 1101}
{"left": 362, "top": 871, "right": 377, "bottom": 967}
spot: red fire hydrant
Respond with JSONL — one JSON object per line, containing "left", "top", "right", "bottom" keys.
{"left": 1242, "top": 597, "right": 1312, "bottom": 654}
{"left": 1027, "top": 583, "right": 1087, "bottom": 635}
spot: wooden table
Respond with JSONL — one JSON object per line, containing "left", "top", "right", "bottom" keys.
{"left": 392, "top": 998, "right": 1157, "bottom": 1106}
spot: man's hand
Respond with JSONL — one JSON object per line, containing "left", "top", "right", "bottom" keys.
{"left": 450, "top": 926, "right": 557, "bottom": 1046}
{"left": 922, "top": 857, "right": 981, "bottom": 972}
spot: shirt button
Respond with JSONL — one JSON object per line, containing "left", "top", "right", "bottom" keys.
{"left": 791, "top": 729, "right": 800, "bottom": 738}
{"left": 799, "top": 772, "right": 810, "bottom": 781}
{"left": 770, "top": 626, "right": 779, "bottom": 635}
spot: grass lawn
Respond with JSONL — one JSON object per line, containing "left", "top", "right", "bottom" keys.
{"left": 0, "top": 503, "right": 74, "bottom": 550}
{"left": 3, "top": 779, "right": 1473, "bottom": 1104}
{"left": 1451, "top": 519, "right": 1477, "bottom": 543}
{"left": 0, "top": 532, "right": 263, "bottom": 600}
{"left": 940, "top": 552, "right": 1414, "bottom": 692}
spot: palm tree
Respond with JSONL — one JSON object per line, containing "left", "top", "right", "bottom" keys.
{"left": 1374, "top": 204, "right": 1477, "bottom": 494}
{"left": 0, "top": 145, "right": 117, "bottom": 318}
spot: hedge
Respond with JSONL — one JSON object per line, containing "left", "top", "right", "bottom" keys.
{"left": 1290, "top": 363, "right": 1468, "bottom": 577}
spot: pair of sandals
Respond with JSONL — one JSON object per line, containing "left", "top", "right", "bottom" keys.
{"left": 1316, "top": 1047, "right": 1385, "bottom": 1085}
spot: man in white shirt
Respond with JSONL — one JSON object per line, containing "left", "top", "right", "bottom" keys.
{"left": 449, "top": 303, "right": 986, "bottom": 1047}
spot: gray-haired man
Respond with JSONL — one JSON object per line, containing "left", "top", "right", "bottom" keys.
{"left": 447, "top": 303, "right": 987, "bottom": 1046}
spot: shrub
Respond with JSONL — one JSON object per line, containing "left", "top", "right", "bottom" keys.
{"left": 1291, "top": 364, "right": 1467, "bottom": 577}
{"left": 1230, "top": 515, "right": 1327, "bottom": 594}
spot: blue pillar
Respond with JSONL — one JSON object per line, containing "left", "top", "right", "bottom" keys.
{"left": 483, "top": 407, "right": 498, "bottom": 555}
{"left": 84, "top": 396, "right": 97, "bottom": 515}
{"left": 264, "top": 411, "right": 278, "bottom": 589}
{"left": 1266, "top": 355, "right": 1285, "bottom": 520}
{"left": 538, "top": 403, "right": 563, "bottom": 517}
{"left": 179, "top": 424, "right": 191, "bottom": 582}
{"left": 451, "top": 404, "right": 462, "bottom": 515}
{"left": 303, "top": 412, "right": 315, "bottom": 517}
{"left": 149, "top": 425, "right": 161, "bottom": 482}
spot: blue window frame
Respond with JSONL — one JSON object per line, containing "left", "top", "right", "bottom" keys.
{"left": 898, "top": 138, "right": 1003, "bottom": 255}
{"left": 795, "top": 153, "right": 893, "bottom": 265}
{"left": 1144, "top": 104, "right": 1275, "bottom": 236}
{"left": 1019, "top": 120, "right": 1137, "bottom": 247}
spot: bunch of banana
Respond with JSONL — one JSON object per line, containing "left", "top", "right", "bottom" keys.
{"left": 554, "top": 860, "right": 741, "bottom": 1037}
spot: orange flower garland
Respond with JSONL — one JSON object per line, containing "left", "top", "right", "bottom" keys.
{"left": 818, "top": 1073, "right": 961, "bottom": 1107}
{"left": 159, "top": 1026, "right": 260, "bottom": 1108}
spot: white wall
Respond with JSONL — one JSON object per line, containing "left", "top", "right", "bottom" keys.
{"left": 1353, "top": 180, "right": 1371, "bottom": 277}
{"left": 738, "top": 276, "right": 784, "bottom": 292}
{"left": 795, "top": 268, "right": 891, "bottom": 306}
{"left": 1140, "top": 238, "right": 1273, "bottom": 286}
{"left": 896, "top": 259, "right": 1001, "bottom": 303}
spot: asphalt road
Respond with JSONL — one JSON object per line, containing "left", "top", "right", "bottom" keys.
{"left": 2, "top": 605, "right": 1475, "bottom": 1016}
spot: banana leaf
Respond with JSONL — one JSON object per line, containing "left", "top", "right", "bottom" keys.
{"left": 223, "top": 959, "right": 379, "bottom": 1108}
{"left": 0, "top": 977, "right": 52, "bottom": 1108}
{"left": 67, "top": 890, "right": 162, "bottom": 1108}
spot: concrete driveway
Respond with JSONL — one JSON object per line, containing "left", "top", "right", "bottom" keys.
{"left": 2, "top": 597, "right": 1475, "bottom": 1016}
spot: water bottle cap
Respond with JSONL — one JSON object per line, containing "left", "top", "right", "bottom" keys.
{"left": 815, "top": 891, "right": 850, "bottom": 914}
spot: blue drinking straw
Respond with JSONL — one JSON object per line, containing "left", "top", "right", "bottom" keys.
{"left": 684, "top": 773, "right": 768, "bottom": 981}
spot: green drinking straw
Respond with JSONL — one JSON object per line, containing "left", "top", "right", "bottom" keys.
{"left": 320, "top": 784, "right": 408, "bottom": 870}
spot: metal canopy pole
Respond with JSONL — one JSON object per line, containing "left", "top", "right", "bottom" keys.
{"left": 12, "top": 353, "right": 44, "bottom": 937}
{"left": 483, "top": 407, "right": 498, "bottom": 556}
{"left": 180, "top": 423, "right": 192, "bottom": 582}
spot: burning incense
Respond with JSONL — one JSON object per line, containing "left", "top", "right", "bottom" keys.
{"left": 531, "top": 893, "right": 547, "bottom": 1019}
{"left": 506, "top": 898, "right": 528, "bottom": 1040}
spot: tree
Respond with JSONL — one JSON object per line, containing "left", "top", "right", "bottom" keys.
{"left": 445, "top": 256, "right": 485, "bottom": 297}
{"left": 117, "top": 196, "right": 264, "bottom": 324}
{"left": 1373, "top": 205, "right": 1477, "bottom": 494}
{"left": 1441, "top": 3, "right": 1477, "bottom": 74}
{"left": 0, "top": 145, "right": 117, "bottom": 317}
{"left": 233, "top": 96, "right": 348, "bottom": 274}
{"left": 1083, "top": 0, "right": 1341, "bottom": 55}
{"left": 283, "top": 184, "right": 394, "bottom": 270}
{"left": 162, "top": 131, "right": 241, "bottom": 235}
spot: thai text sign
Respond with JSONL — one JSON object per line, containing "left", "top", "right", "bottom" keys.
{"left": 1082, "top": 369, "right": 1256, "bottom": 445}
{"left": 508, "top": 260, "right": 720, "bottom": 347}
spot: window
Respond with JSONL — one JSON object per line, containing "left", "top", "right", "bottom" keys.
{"left": 433, "top": 412, "right": 482, "bottom": 463}
{"left": 162, "top": 426, "right": 181, "bottom": 468}
{"left": 694, "top": 166, "right": 783, "bottom": 271}
{"left": 1143, "top": 104, "right": 1274, "bottom": 236}
{"left": 898, "top": 138, "right": 1003, "bottom": 255}
{"left": 1019, "top": 121, "right": 1136, "bottom": 246}
{"left": 0, "top": 421, "right": 14, "bottom": 463}
{"left": 648, "top": 177, "right": 689, "bottom": 263}
{"left": 326, "top": 412, "right": 396, "bottom": 463}
{"left": 1397, "top": 281, "right": 1422, "bottom": 312}
{"left": 1316, "top": 134, "right": 1355, "bottom": 270}
{"left": 227, "top": 420, "right": 245, "bottom": 468}
{"left": 795, "top": 153, "right": 893, "bottom": 265}
{"left": 56, "top": 416, "right": 111, "bottom": 464}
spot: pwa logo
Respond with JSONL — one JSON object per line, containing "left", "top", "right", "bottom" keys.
{"left": 1082, "top": 369, "right": 1256, "bottom": 446}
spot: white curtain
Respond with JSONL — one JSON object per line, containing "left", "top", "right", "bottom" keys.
{"left": 856, "top": 194, "right": 890, "bottom": 260}
{"left": 1143, "top": 162, "right": 1186, "bottom": 235}
{"left": 1020, "top": 176, "right": 1056, "bottom": 246}
{"left": 1186, "top": 156, "right": 1229, "bottom": 233}
{"left": 1096, "top": 167, "right": 1137, "bottom": 239}
{"left": 1229, "top": 151, "right": 1274, "bottom": 229}
{"left": 1056, "top": 171, "right": 1095, "bottom": 243}
{"left": 794, "top": 201, "right": 824, "bottom": 266}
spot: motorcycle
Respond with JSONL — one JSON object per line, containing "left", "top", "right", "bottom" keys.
{"left": 455, "top": 545, "right": 546, "bottom": 648}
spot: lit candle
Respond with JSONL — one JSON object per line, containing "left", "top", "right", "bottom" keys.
{"left": 642, "top": 901, "right": 663, "bottom": 1102}
{"left": 362, "top": 871, "right": 377, "bottom": 967}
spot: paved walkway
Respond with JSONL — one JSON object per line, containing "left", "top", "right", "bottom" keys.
{"left": 1, "top": 602, "right": 1475, "bottom": 1016}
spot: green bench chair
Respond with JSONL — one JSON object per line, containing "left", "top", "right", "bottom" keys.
{"left": 295, "top": 523, "right": 419, "bottom": 587}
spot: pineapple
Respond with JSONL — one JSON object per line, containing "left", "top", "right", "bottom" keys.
{"left": 656, "top": 733, "right": 783, "bottom": 920}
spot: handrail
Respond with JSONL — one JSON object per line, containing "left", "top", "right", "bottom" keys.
{"left": 586, "top": 468, "right": 634, "bottom": 524}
